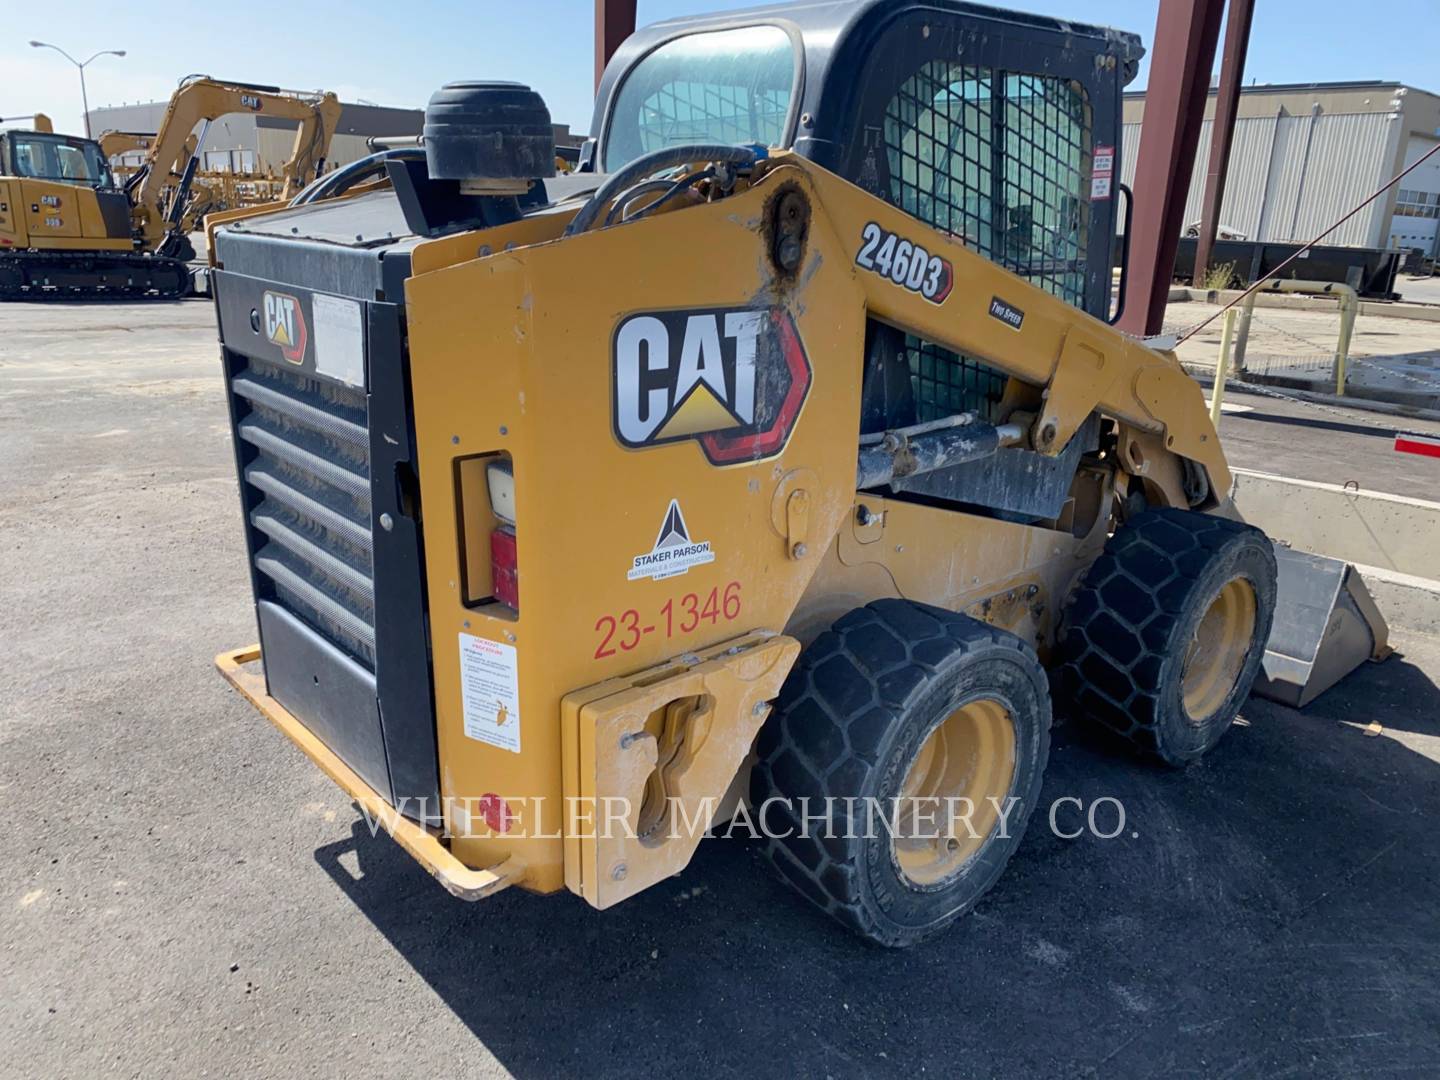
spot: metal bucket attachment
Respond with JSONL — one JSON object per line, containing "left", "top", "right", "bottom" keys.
{"left": 1252, "top": 546, "right": 1392, "bottom": 708}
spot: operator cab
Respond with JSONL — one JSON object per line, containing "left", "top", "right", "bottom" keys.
{"left": 595, "top": 0, "right": 1139, "bottom": 320}
{"left": 0, "top": 130, "right": 116, "bottom": 189}
{"left": 593, "top": 0, "right": 1141, "bottom": 516}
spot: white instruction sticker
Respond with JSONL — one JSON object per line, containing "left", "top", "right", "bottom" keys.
{"left": 459, "top": 633, "right": 521, "bottom": 753}
{"left": 312, "top": 293, "right": 365, "bottom": 388}
{"left": 1090, "top": 175, "right": 1113, "bottom": 200}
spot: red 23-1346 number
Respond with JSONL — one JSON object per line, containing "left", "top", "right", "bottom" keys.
{"left": 594, "top": 581, "right": 742, "bottom": 659}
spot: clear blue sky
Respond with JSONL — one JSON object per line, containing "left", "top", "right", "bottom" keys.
{"left": 4, "top": 0, "right": 1437, "bottom": 137}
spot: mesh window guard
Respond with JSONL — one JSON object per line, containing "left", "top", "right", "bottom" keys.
{"left": 883, "top": 61, "right": 1092, "bottom": 421}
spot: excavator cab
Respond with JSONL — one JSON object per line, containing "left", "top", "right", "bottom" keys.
{"left": 0, "top": 127, "right": 134, "bottom": 267}
{"left": 2, "top": 129, "right": 116, "bottom": 188}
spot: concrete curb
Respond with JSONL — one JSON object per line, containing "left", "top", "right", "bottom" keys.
{"left": 1231, "top": 470, "right": 1440, "bottom": 637}
{"left": 1239, "top": 371, "right": 1440, "bottom": 413}
{"left": 1234, "top": 381, "right": 1440, "bottom": 422}
{"left": 1232, "top": 469, "right": 1440, "bottom": 580}
{"left": 1172, "top": 287, "right": 1440, "bottom": 323}
{"left": 1353, "top": 564, "right": 1440, "bottom": 638}
{"left": 1180, "top": 371, "right": 1440, "bottom": 422}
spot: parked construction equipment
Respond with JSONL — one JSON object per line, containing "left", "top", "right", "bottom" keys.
{"left": 0, "top": 77, "right": 339, "bottom": 299}
{"left": 209, "top": 0, "right": 1388, "bottom": 945}
{"left": 105, "top": 128, "right": 339, "bottom": 233}
{"left": 97, "top": 130, "right": 154, "bottom": 161}
{"left": 1, "top": 114, "right": 53, "bottom": 133}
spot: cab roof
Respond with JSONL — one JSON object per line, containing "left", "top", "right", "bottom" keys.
{"left": 591, "top": 0, "right": 1145, "bottom": 151}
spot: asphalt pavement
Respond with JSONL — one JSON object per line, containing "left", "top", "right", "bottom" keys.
{"left": 2, "top": 299, "right": 1438, "bottom": 1079}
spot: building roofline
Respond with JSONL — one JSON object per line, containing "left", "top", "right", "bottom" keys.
{"left": 1125, "top": 79, "right": 1439, "bottom": 100}
{"left": 89, "top": 98, "right": 421, "bottom": 114}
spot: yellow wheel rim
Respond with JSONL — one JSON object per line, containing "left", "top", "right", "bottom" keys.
{"left": 1180, "top": 577, "right": 1258, "bottom": 722}
{"left": 892, "top": 698, "right": 1017, "bottom": 888}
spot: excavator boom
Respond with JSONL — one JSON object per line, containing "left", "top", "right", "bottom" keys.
{"left": 132, "top": 77, "right": 342, "bottom": 244}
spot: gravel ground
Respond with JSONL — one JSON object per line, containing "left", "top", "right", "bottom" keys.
{"left": 2, "top": 299, "right": 1438, "bottom": 1079}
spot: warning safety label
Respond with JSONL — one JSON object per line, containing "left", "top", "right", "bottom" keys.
{"left": 458, "top": 633, "right": 521, "bottom": 753}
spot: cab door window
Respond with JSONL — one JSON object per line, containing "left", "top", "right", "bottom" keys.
{"left": 884, "top": 62, "right": 1091, "bottom": 308}
{"left": 859, "top": 39, "right": 1095, "bottom": 426}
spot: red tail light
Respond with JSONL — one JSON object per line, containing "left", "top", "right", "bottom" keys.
{"left": 491, "top": 526, "right": 519, "bottom": 609}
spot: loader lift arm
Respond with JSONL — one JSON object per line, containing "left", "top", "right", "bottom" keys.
{"left": 416, "top": 151, "right": 1229, "bottom": 504}
{"left": 131, "top": 77, "right": 341, "bottom": 245}
{"left": 790, "top": 162, "right": 1229, "bottom": 500}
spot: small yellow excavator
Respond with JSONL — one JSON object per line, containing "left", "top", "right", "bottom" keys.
{"left": 0, "top": 77, "right": 339, "bottom": 299}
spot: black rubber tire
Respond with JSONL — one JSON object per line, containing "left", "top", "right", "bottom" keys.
{"left": 1060, "top": 508, "right": 1277, "bottom": 766}
{"left": 751, "top": 599, "right": 1051, "bottom": 947}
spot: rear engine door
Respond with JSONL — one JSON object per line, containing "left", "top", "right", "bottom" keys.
{"left": 0, "top": 178, "right": 27, "bottom": 246}
{"left": 20, "top": 179, "right": 83, "bottom": 240}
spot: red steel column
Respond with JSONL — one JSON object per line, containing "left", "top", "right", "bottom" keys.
{"left": 1192, "top": 0, "right": 1255, "bottom": 286}
{"left": 1119, "top": 0, "right": 1226, "bottom": 336}
{"left": 596, "top": 0, "right": 638, "bottom": 89}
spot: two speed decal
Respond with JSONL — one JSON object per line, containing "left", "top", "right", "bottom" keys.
{"left": 855, "top": 223, "right": 953, "bottom": 304}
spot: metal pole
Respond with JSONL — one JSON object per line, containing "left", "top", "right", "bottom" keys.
{"left": 1335, "top": 291, "right": 1356, "bottom": 396}
{"left": 1211, "top": 307, "right": 1235, "bottom": 426}
{"left": 78, "top": 62, "right": 92, "bottom": 138}
{"left": 1234, "top": 294, "right": 1255, "bottom": 373}
{"left": 1117, "top": 0, "right": 1226, "bottom": 336}
{"left": 28, "top": 44, "right": 124, "bottom": 139}
{"left": 595, "top": 0, "right": 637, "bottom": 90}
{"left": 1192, "top": 0, "right": 1254, "bottom": 287}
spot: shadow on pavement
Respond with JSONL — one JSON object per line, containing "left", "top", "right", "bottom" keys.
{"left": 313, "top": 651, "right": 1440, "bottom": 1078}
{"left": 2, "top": 297, "right": 201, "bottom": 308}
{"left": 1224, "top": 409, "right": 1405, "bottom": 439}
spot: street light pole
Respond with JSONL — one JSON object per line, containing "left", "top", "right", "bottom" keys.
{"left": 28, "top": 42, "right": 127, "bottom": 138}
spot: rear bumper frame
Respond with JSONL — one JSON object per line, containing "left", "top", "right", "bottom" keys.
{"left": 216, "top": 644, "right": 525, "bottom": 901}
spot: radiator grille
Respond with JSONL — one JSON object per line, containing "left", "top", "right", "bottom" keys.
{"left": 233, "top": 357, "right": 375, "bottom": 667}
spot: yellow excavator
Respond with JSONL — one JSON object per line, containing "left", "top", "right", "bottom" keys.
{"left": 0, "top": 77, "right": 340, "bottom": 299}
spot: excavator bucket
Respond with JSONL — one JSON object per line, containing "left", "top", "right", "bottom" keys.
{"left": 1252, "top": 546, "right": 1392, "bottom": 708}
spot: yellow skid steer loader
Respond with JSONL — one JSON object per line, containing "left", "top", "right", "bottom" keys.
{"left": 208, "top": 0, "right": 1386, "bottom": 945}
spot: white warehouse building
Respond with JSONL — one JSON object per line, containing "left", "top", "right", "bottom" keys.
{"left": 1121, "top": 80, "right": 1440, "bottom": 257}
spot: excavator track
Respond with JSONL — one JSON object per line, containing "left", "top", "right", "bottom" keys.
{"left": 0, "top": 250, "right": 192, "bottom": 301}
